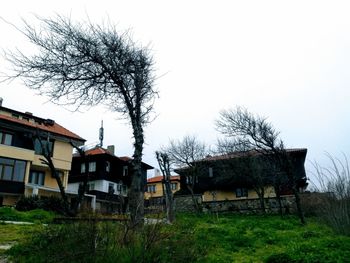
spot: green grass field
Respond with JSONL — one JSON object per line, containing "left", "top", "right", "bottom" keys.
{"left": 176, "top": 213, "right": 350, "bottom": 262}
{"left": 2, "top": 211, "right": 350, "bottom": 262}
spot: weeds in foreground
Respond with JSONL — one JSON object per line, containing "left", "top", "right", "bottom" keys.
{"left": 309, "top": 153, "right": 350, "bottom": 236}
{"left": 6, "top": 213, "right": 350, "bottom": 263}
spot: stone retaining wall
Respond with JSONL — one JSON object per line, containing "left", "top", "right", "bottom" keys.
{"left": 174, "top": 194, "right": 296, "bottom": 214}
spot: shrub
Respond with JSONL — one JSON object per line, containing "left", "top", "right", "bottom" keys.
{"left": 7, "top": 214, "right": 201, "bottom": 263}
{"left": 15, "top": 196, "right": 65, "bottom": 214}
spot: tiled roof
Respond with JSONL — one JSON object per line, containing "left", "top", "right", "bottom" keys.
{"left": 119, "top": 156, "right": 132, "bottom": 162}
{"left": 76, "top": 147, "right": 154, "bottom": 169}
{"left": 0, "top": 110, "right": 84, "bottom": 142}
{"left": 84, "top": 147, "right": 114, "bottom": 156}
{"left": 147, "top": 175, "right": 180, "bottom": 183}
{"left": 203, "top": 148, "right": 307, "bottom": 162}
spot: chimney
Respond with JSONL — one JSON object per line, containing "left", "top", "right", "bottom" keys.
{"left": 0, "top": 97, "right": 3, "bottom": 107}
{"left": 107, "top": 145, "right": 115, "bottom": 155}
{"left": 25, "top": 112, "right": 33, "bottom": 116}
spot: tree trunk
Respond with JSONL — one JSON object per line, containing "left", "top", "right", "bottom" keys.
{"left": 163, "top": 176, "right": 175, "bottom": 223}
{"left": 256, "top": 188, "right": 266, "bottom": 214}
{"left": 186, "top": 184, "right": 201, "bottom": 213}
{"left": 128, "top": 124, "right": 145, "bottom": 226}
{"left": 44, "top": 156, "right": 72, "bottom": 216}
{"left": 293, "top": 185, "right": 306, "bottom": 224}
{"left": 274, "top": 185, "right": 283, "bottom": 217}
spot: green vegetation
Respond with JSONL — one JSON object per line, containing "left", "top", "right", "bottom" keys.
{"left": 5, "top": 213, "right": 350, "bottom": 262}
{"left": 0, "top": 207, "right": 55, "bottom": 223}
{"left": 182, "top": 213, "right": 350, "bottom": 262}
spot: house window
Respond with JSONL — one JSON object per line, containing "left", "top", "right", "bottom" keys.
{"left": 209, "top": 167, "right": 213, "bottom": 178}
{"left": 235, "top": 188, "right": 248, "bottom": 198}
{"left": 147, "top": 185, "right": 156, "bottom": 193}
{"left": 88, "top": 162, "right": 96, "bottom": 172}
{"left": 80, "top": 163, "right": 86, "bottom": 173}
{"left": 52, "top": 170, "right": 64, "bottom": 178}
{"left": 0, "top": 157, "right": 26, "bottom": 182}
{"left": 106, "top": 161, "right": 110, "bottom": 172}
{"left": 171, "top": 183, "right": 177, "bottom": 191}
{"left": 34, "top": 138, "right": 54, "bottom": 156}
{"left": 108, "top": 183, "right": 115, "bottom": 194}
{"left": 29, "top": 171, "right": 45, "bottom": 186}
{"left": 0, "top": 132, "right": 13, "bottom": 146}
{"left": 87, "top": 182, "right": 95, "bottom": 191}
{"left": 123, "top": 166, "right": 128, "bottom": 176}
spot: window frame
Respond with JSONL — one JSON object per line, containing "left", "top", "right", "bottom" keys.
{"left": 29, "top": 170, "right": 46, "bottom": 186}
{"left": 34, "top": 137, "right": 54, "bottom": 156}
{"left": 0, "top": 157, "right": 26, "bottom": 182}
{"left": 147, "top": 184, "right": 156, "bottom": 193}
{"left": 0, "top": 131, "right": 13, "bottom": 146}
{"left": 235, "top": 187, "right": 248, "bottom": 198}
{"left": 170, "top": 182, "right": 177, "bottom": 191}
{"left": 88, "top": 162, "right": 96, "bottom": 172}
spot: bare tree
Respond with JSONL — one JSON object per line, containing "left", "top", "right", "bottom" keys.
{"left": 164, "top": 135, "right": 208, "bottom": 213}
{"left": 34, "top": 131, "right": 71, "bottom": 215}
{"left": 4, "top": 15, "right": 157, "bottom": 225}
{"left": 155, "top": 151, "right": 175, "bottom": 223}
{"left": 216, "top": 106, "right": 306, "bottom": 224}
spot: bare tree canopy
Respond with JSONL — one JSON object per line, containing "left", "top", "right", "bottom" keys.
{"left": 4, "top": 15, "right": 156, "bottom": 123}
{"left": 165, "top": 135, "right": 208, "bottom": 168}
{"left": 164, "top": 135, "right": 208, "bottom": 213}
{"left": 215, "top": 106, "right": 283, "bottom": 154}
{"left": 215, "top": 106, "right": 306, "bottom": 224}
{"left": 4, "top": 15, "right": 157, "bottom": 224}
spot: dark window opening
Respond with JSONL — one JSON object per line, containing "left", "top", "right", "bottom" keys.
{"left": 0, "top": 157, "right": 26, "bottom": 182}
{"left": 29, "top": 171, "right": 45, "bottom": 186}
{"left": 0, "top": 132, "right": 13, "bottom": 146}
{"left": 34, "top": 138, "right": 54, "bottom": 156}
{"left": 235, "top": 187, "right": 248, "bottom": 198}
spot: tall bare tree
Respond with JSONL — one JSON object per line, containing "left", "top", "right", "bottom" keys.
{"left": 216, "top": 106, "right": 306, "bottom": 224}
{"left": 34, "top": 131, "right": 71, "bottom": 215}
{"left": 155, "top": 151, "right": 175, "bottom": 223}
{"left": 4, "top": 15, "right": 157, "bottom": 225}
{"left": 164, "top": 135, "right": 208, "bottom": 213}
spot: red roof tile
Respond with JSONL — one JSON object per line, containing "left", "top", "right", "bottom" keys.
{"left": 147, "top": 175, "right": 180, "bottom": 183}
{"left": 84, "top": 147, "right": 113, "bottom": 156}
{"left": 0, "top": 112, "right": 84, "bottom": 141}
{"left": 203, "top": 148, "right": 307, "bottom": 162}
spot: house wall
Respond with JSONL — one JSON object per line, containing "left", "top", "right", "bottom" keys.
{"left": 144, "top": 182, "right": 163, "bottom": 199}
{"left": 1, "top": 138, "right": 74, "bottom": 206}
{"left": 0, "top": 144, "right": 35, "bottom": 162}
{"left": 144, "top": 181, "right": 180, "bottom": 200}
{"left": 32, "top": 141, "right": 73, "bottom": 171}
{"left": 174, "top": 194, "right": 295, "bottom": 214}
{"left": 68, "top": 179, "right": 128, "bottom": 196}
{"left": 202, "top": 186, "right": 276, "bottom": 202}
{"left": 2, "top": 195, "right": 20, "bottom": 206}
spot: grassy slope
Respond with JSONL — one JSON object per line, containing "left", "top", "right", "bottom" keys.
{"left": 2, "top": 210, "right": 349, "bottom": 262}
{"left": 176, "top": 213, "right": 350, "bottom": 263}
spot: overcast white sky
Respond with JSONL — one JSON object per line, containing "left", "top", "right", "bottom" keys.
{"left": 1, "top": 1, "right": 350, "bottom": 182}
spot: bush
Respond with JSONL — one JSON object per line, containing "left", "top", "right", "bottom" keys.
{"left": 15, "top": 196, "right": 65, "bottom": 214}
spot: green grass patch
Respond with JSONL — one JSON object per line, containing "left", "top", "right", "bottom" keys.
{"left": 5, "top": 213, "right": 350, "bottom": 262}
{"left": 0, "top": 207, "right": 55, "bottom": 223}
